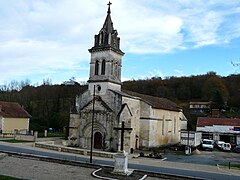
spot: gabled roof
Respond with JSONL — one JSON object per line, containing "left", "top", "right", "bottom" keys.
{"left": 197, "top": 117, "right": 240, "bottom": 127}
{"left": 118, "top": 103, "right": 133, "bottom": 117}
{"left": 190, "top": 101, "right": 211, "bottom": 105}
{"left": 110, "top": 90, "right": 180, "bottom": 112}
{"left": 0, "top": 101, "right": 31, "bottom": 118}
{"left": 80, "top": 96, "right": 113, "bottom": 112}
{"left": 123, "top": 90, "right": 181, "bottom": 112}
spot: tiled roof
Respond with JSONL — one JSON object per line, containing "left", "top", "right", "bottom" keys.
{"left": 122, "top": 90, "right": 181, "bottom": 112}
{"left": 197, "top": 117, "right": 240, "bottom": 127}
{"left": 0, "top": 101, "right": 31, "bottom": 118}
{"left": 190, "top": 102, "right": 211, "bottom": 105}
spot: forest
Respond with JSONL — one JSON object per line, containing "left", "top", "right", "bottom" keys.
{"left": 0, "top": 72, "right": 240, "bottom": 132}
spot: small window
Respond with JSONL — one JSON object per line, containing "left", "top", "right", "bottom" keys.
{"left": 111, "top": 61, "right": 114, "bottom": 75}
{"left": 95, "top": 60, "right": 99, "bottom": 75}
{"left": 101, "top": 60, "right": 106, "bottom": 75}
{"left": 100, "top": 31, "right": 104, "bottom": 44}
{"left": 115, "top": 64, "right": 118, "bottom": 77}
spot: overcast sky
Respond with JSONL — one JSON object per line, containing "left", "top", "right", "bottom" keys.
{"left": 0, "top": 0, "right": 240, "bottom": 85}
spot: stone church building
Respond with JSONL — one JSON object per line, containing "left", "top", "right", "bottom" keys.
{"left": 69, "top": 3, "right": 187, "bottom": 152}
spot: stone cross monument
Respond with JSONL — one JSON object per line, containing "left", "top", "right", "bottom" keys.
{"left": 113, "top": 121, "right": 132, "bottom": 175}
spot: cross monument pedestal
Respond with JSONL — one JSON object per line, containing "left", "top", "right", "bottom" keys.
{"left": 113, "top": 150, "right": 132, "bottom": 175}
{"left": 113, "top": 121, "right": 133, "bottom": 176}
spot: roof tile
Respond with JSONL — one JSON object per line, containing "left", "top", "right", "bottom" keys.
{"left": 197, "top": 117, "right": 240, "bottom": 127}
{"left": 0, "top": 101, "right": 31, "bottom": 118}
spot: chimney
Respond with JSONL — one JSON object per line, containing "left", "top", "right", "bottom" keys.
{"left": 211, "top": 109, "right": 220, "bottom": 117}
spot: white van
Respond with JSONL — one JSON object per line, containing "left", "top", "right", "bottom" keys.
{"left": 201, "top": 139, "right": 214, "bottom": 150}
{"left": 220, "top": 143, "right": 231, "bottom": 151}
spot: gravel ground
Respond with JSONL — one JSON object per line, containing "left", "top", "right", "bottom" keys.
{"left": 0, "top": 154, "right": 96, "bottom": 180}
{"left": 0, "top": 154, "right": 163, "bottom": 180}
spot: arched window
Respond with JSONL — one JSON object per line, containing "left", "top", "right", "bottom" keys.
{"left": 100, "top": 31, "right": 104, "bottom": 44}
{"left": 111, "top": 61, "right": 114, "bottom": 75}
{"left": 115, "top": 64, "right": 118, "bottom": 77}
{"left": 101, "top": 60, "right": 106, "bottom": 75}
{"left": 95, "top": 60, "right": 99, "bottom": 75}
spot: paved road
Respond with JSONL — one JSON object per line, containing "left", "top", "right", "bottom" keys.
{"left": 0, "top": 142, "right": 240, "bottom": 180}
{"left": 164, "top": 150, "right": 240, "bottom": 165}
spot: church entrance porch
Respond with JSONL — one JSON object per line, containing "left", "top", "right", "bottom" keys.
{"left": 94, "top": 132, "right": 102, "bottom": 149}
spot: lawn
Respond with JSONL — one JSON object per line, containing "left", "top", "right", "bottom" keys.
{"left": 0, "top": 139, "right": 33, "bottom": 143}
{"left": 221, "top": 163, "right": 240, "bottom": 169}
{"left": 0, "top": 175, "right": 21, "bottom": 179}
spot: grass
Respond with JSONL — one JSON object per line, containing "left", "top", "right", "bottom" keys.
{"left": 0, "top": 175, "right": 21, "bottom": 180}
{"left": 0, "top": 139, "right": 33, "bottom": 143}
{"left": 38, "top": 132, "right": 65, "bottom": 137}
{"left": 221, "top": 163, "right": 240, "bottom": 169}
{"left": 47, "top": 132, "right": 65, "bottom": 137}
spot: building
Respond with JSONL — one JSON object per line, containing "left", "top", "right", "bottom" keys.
{"left": 196, "top": 117, "right": 240, "bottom": 145}
{"left": 0, "top": 101, "right": 31, "bottom": 134}
{"left": 189, "top": 101, "right": 211, "bottom": 115}
{"left": 69, "top": 3, "right": 187, "bottom": 152}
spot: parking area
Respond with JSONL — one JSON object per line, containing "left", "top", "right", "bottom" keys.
{"left": 165, "top": 149, "right": 240, "bottom": 166}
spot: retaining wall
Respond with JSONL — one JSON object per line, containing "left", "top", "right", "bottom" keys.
{"left": 34, "top": 142, "right": 114, "bottom": 158}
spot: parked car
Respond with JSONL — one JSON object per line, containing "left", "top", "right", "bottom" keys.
{"left": 215, "top": 141, "right": 225, "bottom": 149}
{"left": 201, "top": 139, "right": 214, "bottom": 151}
{"left": 233, "top": 145, "right": 240, "bottom": 153}
{"left": 220, "top": 143, "right": 231, "bottom": 151}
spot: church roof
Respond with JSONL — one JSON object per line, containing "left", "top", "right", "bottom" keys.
{"left": 111, "top": 90, "right": 181, "bottom": 112}
{"left": 0, "top": 101, "right": 31, "bottom": 118}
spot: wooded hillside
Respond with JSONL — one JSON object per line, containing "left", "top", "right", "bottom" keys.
{"left": 1, "top": 72, "right": 240, "bottom": 131}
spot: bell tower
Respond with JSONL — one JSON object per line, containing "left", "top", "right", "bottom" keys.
{"left": 88, "top": 2, "right": 124, "bottom": 95}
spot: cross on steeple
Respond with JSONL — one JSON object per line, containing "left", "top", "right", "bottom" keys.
{"left": 107, "top": 1, "right": 112, "bottom": 14}
{"left": 114, "top": 121, "right": 132, "bottom": 151}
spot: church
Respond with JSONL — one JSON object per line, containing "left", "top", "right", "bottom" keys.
{"left": 69, "top": 3, "right": 187, "bottom": 153}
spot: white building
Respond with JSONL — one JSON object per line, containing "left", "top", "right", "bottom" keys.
{"left": 69, "top": 3, "right": 187, "bottom": 152}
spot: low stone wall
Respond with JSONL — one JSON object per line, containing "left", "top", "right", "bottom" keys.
{"left": 34, "top": 142, "right": 115, "bottom": 158}
{"left": 15, "top": 134, "right": 35, "bottom": 141}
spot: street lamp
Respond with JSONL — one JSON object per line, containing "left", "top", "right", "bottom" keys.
{"left": 90, "top": 85, "right": 96, "bottom": 163}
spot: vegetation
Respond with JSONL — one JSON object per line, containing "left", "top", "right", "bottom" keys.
{"left": 0, "top": 139, "right": 33, "bottom": 143}
{"left": 0, "top": 175, "right": 21, "bottom": 179}
{"left": 0, "top": 81, "right": 87, "bottom": 132}
{"left": 221, "top": 163, "right": 240, "bottom": 169}
{"left": 1, "top": 72, "right": 240, "bottom": 133}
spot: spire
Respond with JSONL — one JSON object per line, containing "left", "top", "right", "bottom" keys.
{"left": 103, "top": 1, "right": 114, "bottom": 34}
{"left": 107, "top": 1, "right": 112, "bottom": 14}
{"left": 89, "top": 2, "right": 124, "bottom": 55}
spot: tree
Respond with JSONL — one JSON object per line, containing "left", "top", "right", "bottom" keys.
{"left": 211, "top": 90, "right": 225, "bottom": 110}
{"left": 202, "top": 76, "right": 229, "bottom": 104}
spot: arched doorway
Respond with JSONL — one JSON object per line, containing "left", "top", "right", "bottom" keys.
{"left": 94, "top": 132, "right": 102, "bottom": 149}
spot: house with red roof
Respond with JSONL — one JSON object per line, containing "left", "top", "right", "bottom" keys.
{"left": 196, "top": 116, "right": 240, "bottom": 145}
{"left": 0, "top": 101, "right": 31, "bottom": 134}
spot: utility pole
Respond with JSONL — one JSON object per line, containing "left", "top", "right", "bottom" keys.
{"left": 90, "top": 85, "right": 95, "bottom": 163}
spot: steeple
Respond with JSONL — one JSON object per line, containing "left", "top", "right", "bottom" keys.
{"left": 102, "top": 1, "right": 114, "bottom": 35}
{"left": 88, "top": 2, "right": 124, "bottom": 94}
{"left": 89, "top": 1, "right": 124, "bottom": 55}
